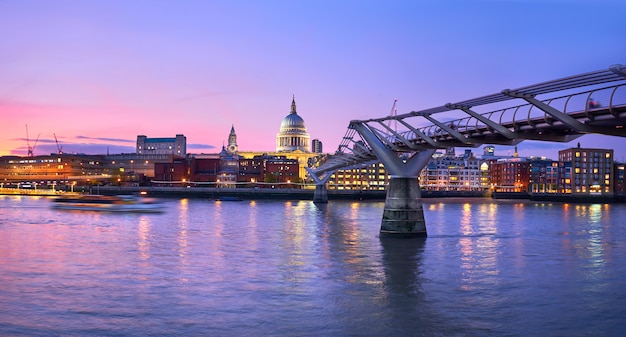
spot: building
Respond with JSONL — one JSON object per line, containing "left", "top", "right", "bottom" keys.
{"left": 187, "top": 154, "right": 221, "bottom": 184}
{"left": 327, "top": 163, "right": 389, "bottom": 191}
{"left": 276, "top": 96, "right": 310, "bottom": 153}
{"left": 227, "top": 125, "right": 238, "bottom": 154}
{"left": 217, "top": 146, "right": 240, "bottom": 187}
{"left": 558, "top": 145, "right": 613, "bottom": 195}
{"left": 137, "top": 134, "right": 186, "bottom": 156}
{"left": 615, "top": 162, "right": 625, "bottom": 194}
{"left": 528, "top": 158, "right": 559, "bottom": 193}
{"left": 153, "top": 157, "right": 189, "bottom": 186}
{"left": 103, "top": 153, "right": 177, "bottom": 184}
{"left": 419, "top": 148, "right": 486, "bottom": 191}
{"left": 0, "top": 154, "right": 107, "bottom": 189}
{"left": 489, "top": 158, "right": 530, "bottom": 192}
{"left": 312, "top": 139, "right": 323, "bottom": 153}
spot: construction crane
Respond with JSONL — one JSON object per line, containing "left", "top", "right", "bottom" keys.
{"left": 25, "top": 124, "right": 40, "bottom": 157}
{"left": 54, "top": 133, "right": 63, "bottom": 155}
{"left": 386, "top": 99, "right": 398, "bottom": 133}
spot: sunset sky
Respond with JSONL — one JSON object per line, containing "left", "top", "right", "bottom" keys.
{"left": 2, "top": 0, "right": 626, "bottom": 160}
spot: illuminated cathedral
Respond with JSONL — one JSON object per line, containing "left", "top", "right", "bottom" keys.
{"left": 276, "top": 96, "right": 310, "bottom": 153}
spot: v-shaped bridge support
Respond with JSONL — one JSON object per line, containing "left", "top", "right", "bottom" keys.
{"left": 306, "top": 167, "right": 333, "bottom": 203}
{"left": 351, "top": 123, "right": 436, "bottom": 238}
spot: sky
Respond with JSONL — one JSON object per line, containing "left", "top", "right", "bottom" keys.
{"left": 1, "top": 0, "right": 626, "bottom": 161}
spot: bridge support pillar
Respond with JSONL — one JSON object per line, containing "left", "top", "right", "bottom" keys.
{"left": 313, "top": 184, "right": 328, "bottom": 203}
{"left": 351, "top": 122, "right": 437, "bottom": 238}
{"left": 380, "top": 177, "right": 427, "bottom": 238}
{"left": 306, "top": 167, "right": 333, "bottom": 204}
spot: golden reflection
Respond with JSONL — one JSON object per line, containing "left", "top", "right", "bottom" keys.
{"left": 137, "top": 216, "right": 151, "bottom": 260}
{"left": 247, "top": 200, "right": 258, "bottom": 252}
{"left": 428, "top": 203, "right": 444, "bottom": 211}
{"left": 337, "top": 202, "right": 374, "bottom": 285}
{"left": 460, "top": 203, "right": 472, "bottom": 235}
{"left": 177, "top": 198, "right": 189, "bottom": 278}
{"left": 281, "top": 201, "right": 311, "bottom": 284}
{"left": 458, "top": 236, "right": 474, "bottom": 291}
{"left": 213, "top": 198, "right": 224, "bottom": 237}
{"left": 566, "top": 204, "right": 609, "bottom": 289}
{"left": 458, "top": 202, "right": 501, "bottom": 292}
{"left": 586, "top": 204, "right": 607, "bottom": 284}
{"left": 562, "top": 203, "right": 570, "bottom": 224}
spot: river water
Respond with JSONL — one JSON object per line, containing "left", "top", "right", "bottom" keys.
{"left": 0, "top": 195, "right": 625, "bottom": 336}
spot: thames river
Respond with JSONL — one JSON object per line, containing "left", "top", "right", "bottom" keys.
{"left": 1, "top": 195, "right": 625, "bottom": 336}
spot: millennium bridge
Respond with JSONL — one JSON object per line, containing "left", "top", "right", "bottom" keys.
{"left": 307, "top": 63, "right": 626, "bottom": 238}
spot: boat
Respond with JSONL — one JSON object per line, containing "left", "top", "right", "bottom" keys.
{"left": 51, "top": 194, "right": 164, "bottom": 213}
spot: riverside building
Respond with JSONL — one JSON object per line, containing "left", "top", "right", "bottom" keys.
{"left": 558, "top": 145, "right": 613, "bottom": 195}
{"left": 419, "top": 148, "right": 486, "bottom": 191}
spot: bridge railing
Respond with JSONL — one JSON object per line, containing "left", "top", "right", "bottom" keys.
{"left": 310, "top": 65, "right": 626, "bottom": 176}
{"left": 371, "top": 82, "right": 626, "bottom": 147}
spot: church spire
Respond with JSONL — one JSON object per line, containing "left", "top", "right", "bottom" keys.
{"left": 290, "top": 95, "right": 297, "bottom": 114}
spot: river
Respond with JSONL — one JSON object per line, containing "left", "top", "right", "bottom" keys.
{"left": 1, "top": 195, "right": 625, "bottom": 336}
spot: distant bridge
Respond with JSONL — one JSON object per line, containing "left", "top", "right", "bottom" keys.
{"left": 307, "top": 64, "right": 626, "bottom": 238}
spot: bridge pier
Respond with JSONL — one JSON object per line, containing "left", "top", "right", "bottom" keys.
{"left": 350, "top": 123, "right": 436, "bottom": 238}
{"left": 306, "top": 167, "right": 332, "bottom": 204}
{"left": 380, "top": 177, "right": 427, "bottom": 238}
{"left": 313, "top": 184, "right": 328, "bottom": 203}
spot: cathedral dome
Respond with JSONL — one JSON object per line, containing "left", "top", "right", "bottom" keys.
{"left": 276, "top": 96, "right": 310, "bottom": 153}
{"left": 280, "top": 113, "right": 306, "bottom": 130}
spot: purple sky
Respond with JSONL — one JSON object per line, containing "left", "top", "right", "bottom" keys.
{"left": 2, "top": 0, "right": 626, "bottom": 161}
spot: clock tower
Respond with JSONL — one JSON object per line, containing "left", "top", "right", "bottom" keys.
{"left": 227, "top": 125, "right": 238, "bottom": 154}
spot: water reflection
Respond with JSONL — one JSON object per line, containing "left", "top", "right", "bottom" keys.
{"left": 379, "top": 238, "right": 425, "bottom": 295}
{"left": 177, "top": 199, "right": 190, "bottom": 282}
{"left": 3, "top": 197, "right": 626, "bottom": 336}
{"left": 137, "top": 216, "right": 151, "bottom": 261}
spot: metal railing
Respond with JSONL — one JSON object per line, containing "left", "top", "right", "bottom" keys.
{"left": 310, "top": 64, "right": 626, "bottom": 177}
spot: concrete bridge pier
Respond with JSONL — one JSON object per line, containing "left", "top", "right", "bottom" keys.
{"left": 351, "top": 123, "right": 436, "bottom": 238}
{"left": 307, "top": 167, "right": 333, "bottom": 204}
{"left": 313, "top": 184, "right": 328, "bottom": 203}
{"left": 380, "top": 176, "right": 428, "bottom": 238}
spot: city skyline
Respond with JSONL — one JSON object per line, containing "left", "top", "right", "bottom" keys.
{"left": 2, "top": 1, "right": 626, "bottom": 160}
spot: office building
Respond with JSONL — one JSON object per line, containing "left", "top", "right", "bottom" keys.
{"left": 137, "top": 134, "right": 186, "bottom": 156}
{"left": 312, "top": 139, "right": 323, "bottom": 153}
